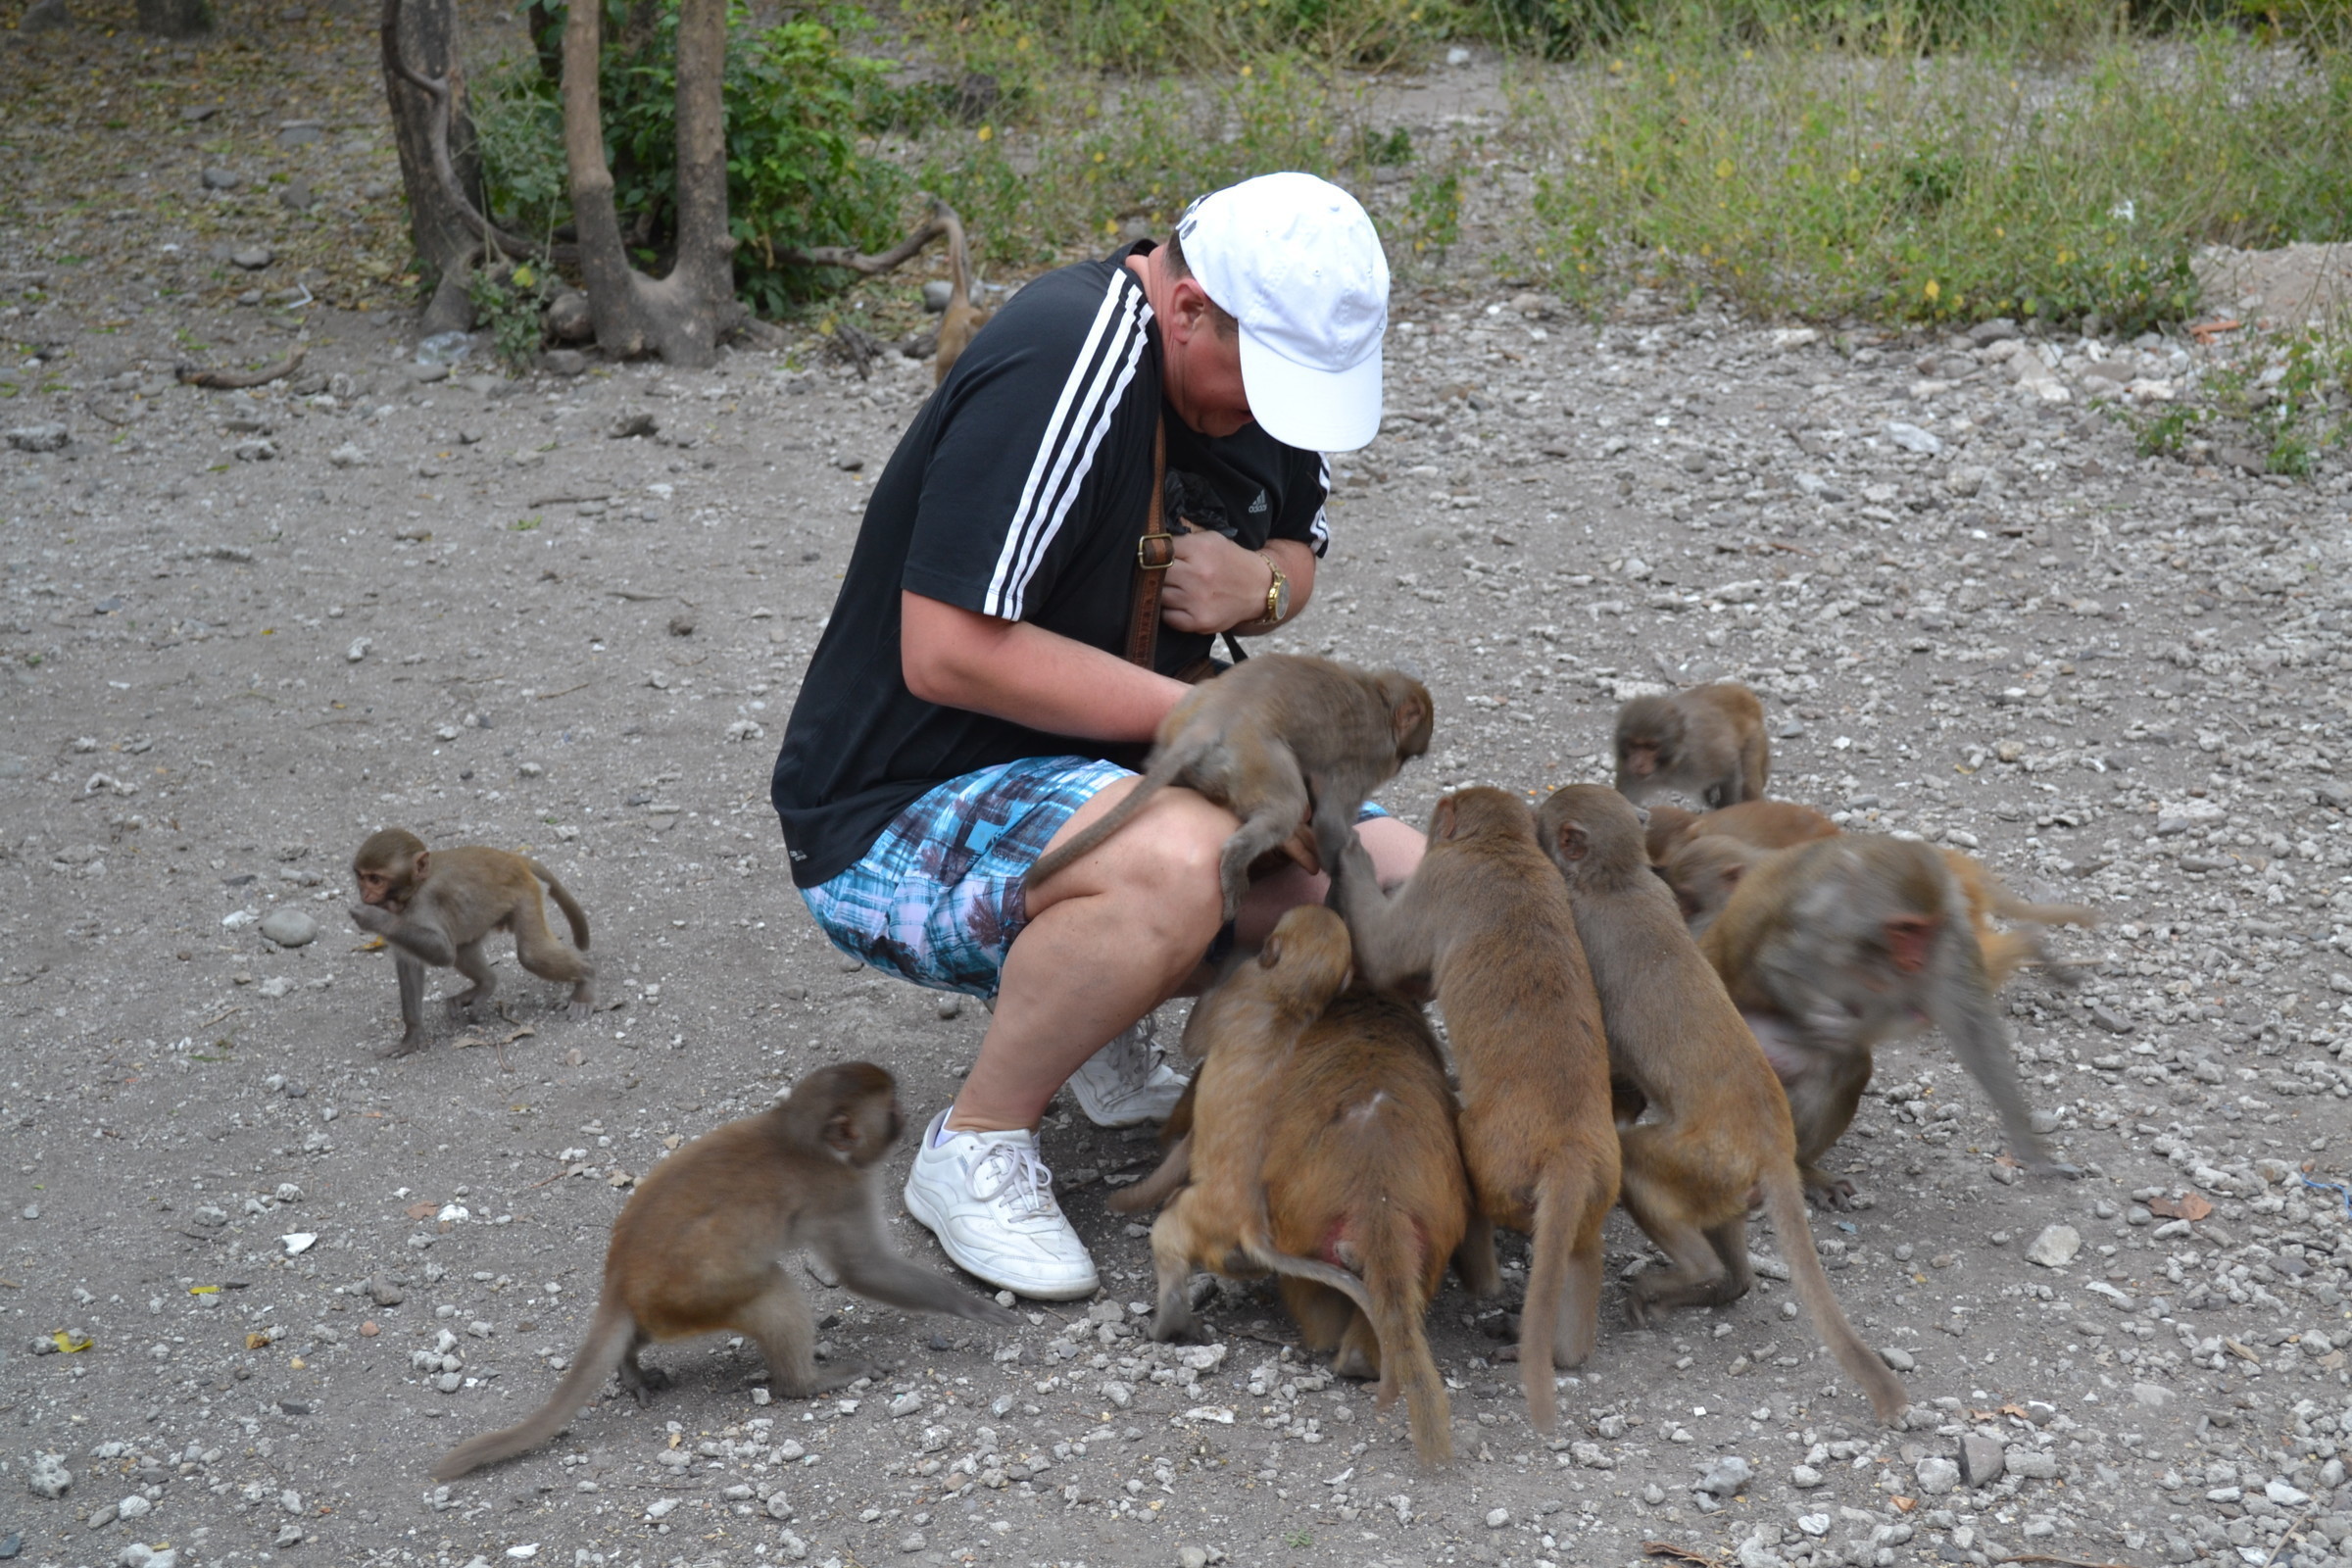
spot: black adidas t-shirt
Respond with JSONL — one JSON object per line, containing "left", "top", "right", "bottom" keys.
{"left": 771, "top": 242, "right": 1332, "bottom": 889}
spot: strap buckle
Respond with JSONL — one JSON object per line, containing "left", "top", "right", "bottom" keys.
{"left": 1136, "top": 531, "right": 1175, "bottom": 570}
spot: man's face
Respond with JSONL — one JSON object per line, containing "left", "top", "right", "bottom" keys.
{"left": 1162, "top": 276, "right": 1253, "bottom": 439}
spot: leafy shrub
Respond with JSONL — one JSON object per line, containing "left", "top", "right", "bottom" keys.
{"left": 471, "top": 2, "right": 914, "bottom": 313}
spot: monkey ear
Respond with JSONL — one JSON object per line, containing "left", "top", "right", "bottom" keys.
{"left": 1430, "top": 798, "right": 1459, "bottom": 842}
{"left": 414, "top": 849, "right": 430, "bottom": 880}
{"left": 1631, "top": 805, "right": 1650, "bottom": 827}
{"left": 822, "top": 1108, "right": 860, "bottom": 1154}
{"left": 1720, "top": 861, "right": 1746, "bottom": 889}
{"left": 1392, "top": 692, "right": 1431, "bottom": 741}
{"left": 1257, "top": 934, "right": 1285, "bottom": 970}
{"left": 1554, "top": 821, "right": 1590, "bottom": 862}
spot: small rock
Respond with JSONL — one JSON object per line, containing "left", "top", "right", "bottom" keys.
{"left": 1177, "top": 1550, "right": 1210, "bottom": 1568}
{"left": 281, "top": 1232, "right": 318, "bottom": 1255}
{"left": 328, "top": 443, "right": 368, "bottom": 468}
{"left": 1914, "top": 1456, "right": 1960, "bottom": 1495}
{"left": 1968, "top": 318, "right": 2021, "bottom": 345}
{"left": 22, "top": 0, "right": 70, "bottom": 29}
{"left": 2005, "top": 1447, "right": 2060, "bottom": 1479}
{"left": 922, "top": 279, "right": 955, "bottom": 313}
{"left": 2088, "top": 1004, "right": 2134, "bottom": 1035}
{"left": 1789, "top": 1464, "right": 1824, "bottom": 1489}
{"left": 1485, "top": 1508, "right": 1511, "bottom": 1528}
{"left": 231, "top": 247, "right": 274, "bottom": 270}
{"left": 273, "top": 1524, "right": 304, "bottom": 1546}
{"left": 609, "top": 411, "right": 659, "bottom": 440}
{"left": 368, "top": 1275, "right": 405, "bottom": 1306}
{"left": 1959, "top": 1433, "right": 2005, "bottom": 1487}
{"left": 763, "top": 1490, "right": 794, "bottom": 1519}
{"left": 1695, "top": 1455, "right": 1754, "bottom": 1496}
{"left": 1884, "top": 420, "right": 1943, "bottom": 456}
{"left": 88, "top": 1503, "right": 119, "bottom": 1529}
{"left": 936, "top": 995, "right": 961, "bottom": 1019}
{"left": 1878, "top": 1346, "right": 1916, "bottom": 1371}
{"left": 26, "top": 1451, "right": 72, "bottom": 1497}
{"left": 540, "top": 350, "right": 588, "bottom": 376}
{"left": 115, "top": 1494, "right": 152, "bottom": 1520}
{"left": 2266, "top": 1480, "right": 2311, "bottom": 1507}
{"left": 345, "top": 636, "right": 372, "bottom": 663}
{"left": 233, "top": 437, "right": 278, "bottom": 463}
{"left": 544, "top": 290, "right": 593, "bottom": 343}
{"left": 259, "top": 907, "right": 318, "bottom": 948}
{"left": 6, "top": 424, "right": 70, "bottom": 454}
{"left": 666, "top": 612, "right": 696, "bottom": 637}
{"left": 277, "top": 178, "right": 318, "bottom": 212}
{"left": 200, "top": 167, "right": 241, "bottom": 190}
{"left": 2132, "top": 1382, "right": 2175, "bottom": 1408}
{"left": 2025, "top": 1224, "right": 2081, "bottom": 1267}
{"left": 897, "top": 1534, "right": 926, "bottom": 1554}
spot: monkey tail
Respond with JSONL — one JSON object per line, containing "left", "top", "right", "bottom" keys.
{"left": 1988, "top": 892, "right": 2100, "bottom": 929}
{"left": 1243, "top": 1238, "right": 1377, "bottom": 1320}
{"left": 433, "top": 1298, "right": 633, "bottom": 1481}
{"left": 527, "top": 861, "right": 592, "bottom": 952}
{"left": 1105, "top": 1134, "right": 1192, "bottom": 1215}
{"left": 1515, "top": 1174, "right": 1573, "bottom": 1436}
{"left": 1358, "top": 1206, "right": 1453, "bottom": 1467}
{"left": 1021, "top": 754, "right": 1183, "bottom": 897}
{"left": 1760, "top": 1163, "right": 1908, "bottom": 1424}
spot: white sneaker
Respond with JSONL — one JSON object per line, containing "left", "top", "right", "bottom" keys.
{"left": 1064, "top": 1011, "right": 1189, "bottom": 1128}
{"left": 904, "top": 1111, "right": 1099, "bottom": 1301}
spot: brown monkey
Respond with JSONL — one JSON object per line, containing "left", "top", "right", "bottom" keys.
{"left": 1330, "top": 788, "right": 1619, "bottom": 1434}
{"left": 931, "top": 202, "right": 994, "bottom": 385}
{"left": 1649, "top": 799, "right": 1837, "bottom": 871}
{"left": 1613, "top": 683, "right": 1770, "bottom": 808}
{"left": 433, "top": 1063, "right": 1015, "bottom": 1480}
{"left": 1700, "top": 836, "right": 2078, "bottom": 1206}
{"left": 1025, "top": 655, "right": 1434, "bottom": 921}
{"left": 1661, "top": 833, "right": 1766, "bottom": 934}
{"left": 1145, "top": 907, "right": 1382, "bottom": 1344}
{"left": 1117, "top": 989, "right": 1481, "bottom": 1465}
{"left": 1641, "top": 804, "right": 1700, "bottom": 865}
{"left": 1536, "top": 786, "right": 1907, "bottom": 1423}
{"left": 350, "top": 828, "right": 596, "bottom": 1056}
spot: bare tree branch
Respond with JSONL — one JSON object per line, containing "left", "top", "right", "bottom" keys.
{"left": 770, "top": 212, "right": 950, "bottom": 276}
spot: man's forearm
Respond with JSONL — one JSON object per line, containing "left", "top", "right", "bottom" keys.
{"left": 901, "top": 591, "right": 1189, "bottom": 744}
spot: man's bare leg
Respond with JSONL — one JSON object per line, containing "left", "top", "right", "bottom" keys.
{"left": 948, "top": 800, "right": 1425, "bottom": 1133}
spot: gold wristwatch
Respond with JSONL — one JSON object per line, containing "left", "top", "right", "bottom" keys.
{"left": 1259, "top": 553, "right": 1291, "bottom": 624}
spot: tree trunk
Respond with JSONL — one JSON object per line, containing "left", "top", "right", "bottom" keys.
{"left": 136, "top": 0, "right": 211, "bottom": 36}
{"left": 562, "top": 0, "right": 739, "bottom": 366}
{"left": 382, "top": 0, "right": 486, "bottom": 289}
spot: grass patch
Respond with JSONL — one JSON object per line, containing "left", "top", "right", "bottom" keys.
{"left": 1524, "top": 5, "right": 2352, "bottom": 330}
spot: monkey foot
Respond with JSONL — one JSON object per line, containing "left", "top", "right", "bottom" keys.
{"left": 376, "top": 1035, "right": 430, "bottom": 1059}
{"left": 566, "top": 999, "right": 595, "bottom": 1021}
{"left": 620, "top": 1363, "right": 673, "bottom": 1405}
{"left": 1800, "top": 1170, "right": 1858, "bottom": 1209}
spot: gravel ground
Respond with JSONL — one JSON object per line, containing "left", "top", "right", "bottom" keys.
{"left": 5, "top": 261, "right": 2352, "bottom": 1568}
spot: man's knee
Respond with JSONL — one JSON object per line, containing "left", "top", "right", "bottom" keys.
{"left": 1077, "top": 789, "right": 1229, "bottom": 944}
{"left": 1358, "top": 813, "right": 1426, "bottom": 889}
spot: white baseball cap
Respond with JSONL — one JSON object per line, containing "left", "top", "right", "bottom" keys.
{"left": 1175, "top": 172, "right": 1390, "bottom": 453}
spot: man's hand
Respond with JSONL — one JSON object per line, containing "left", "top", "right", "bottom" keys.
{"left": 1161, "top": 533, "right": 1313, "bottom": 634}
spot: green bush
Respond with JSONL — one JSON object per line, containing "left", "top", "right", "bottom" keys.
{"left": 471, "top": 2, "right": 914, "bottom": 313}
{"left": 1528, "top": 20, "right": 2352, "bottom": 330}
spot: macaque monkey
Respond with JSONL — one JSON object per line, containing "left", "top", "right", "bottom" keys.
{"left": 1536, "top": 786, "right": 1907, "bottom": 1423}
{"left": 931, "top": 202, "right": 994, "bottom": 384}
{"left": 350, "top": 827, "right": 596, "bottom": 1055}
{"left": 1613, "top": 683, "right": 1770, "bottom": 808}
{"left": 433, "top": 1063, "right": 1015, "bottom": 1480}
{"left": 1641, "top": 804, "right": 1699, "bottom": 865}
{"left": 1699, "top": 836, "right": 2077, "bottom": 1205}
{"left": 1119, "top": 989, "right": 1481, "bottom": 1465}
{"left": 1662, "top": 834, "right": 1766, "bottom": 934}
{"left": 1144, "top": 907, "right": 1382, "bottom": 1344}
{"left": 1025, "top": 655, "right": 1434, "bottom": 921}
{"left": 1330, "top": 788, "right": 1619, "bottom": 1434}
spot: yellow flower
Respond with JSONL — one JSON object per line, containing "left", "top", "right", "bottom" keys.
{"left": 1924, "top": 279, "right": 1940, "bottom": 302}
{"left": 977, "top": 124, "right": 993, "bottom": 142}
{"left": 1715, "top": 158, "right": 1734, "bottom": 180}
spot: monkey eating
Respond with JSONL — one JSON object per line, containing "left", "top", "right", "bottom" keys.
{"left": 1699, "top": 834, "right": 2078, "bottom": 1206}
{"left": 1024, "top": 654, "right": 1434, "bottom": 921}
{"left": 350, "top": 827, "right": 597, "bottom": 1056}
{"left": 1613, "top": 682, "right": 1770, "bottom": 808}
{"left": 1536, "top": 785, "right": 1908, "bottom": 1423}
{"left": 1117, "top": 984, "right": 1480, "bottom": 1465}
{"left": 433, "top": 1062, "right": 1017, "bottom": 1480}
{"left": 1331, "top": 787, "right": 1619, "bottom": 1434}
{"left": 1140, "top": 906, "right": 1385, "bottom": 1346}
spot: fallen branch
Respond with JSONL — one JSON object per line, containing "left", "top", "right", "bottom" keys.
{"left": 176, "top": 347, "right": 307, "bottom": 390}
{"left": 769, "top": 211, "right": 948, "bottom": 277}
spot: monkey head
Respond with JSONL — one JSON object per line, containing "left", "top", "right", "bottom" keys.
{"left": 1662, "top": 834, "right": 1759, "bottom": 929}
{"left": 1257, "top": 905, "right": 1355, "bottom": 1001}
{"left": 1374, "top": 671, "right": 1436, "bottom": 762}
{"left": 1612, "top": 697, "right": 1684, "bottom": 790}
{"left": 1429, "top": 786, "right": 1538, "bottom": 848}
{"left": 787, "top": 1062, "right": 906, "bottom": 1166}
{"left": 1536, "top": 783, "right": 1647, "bottom": 889}
{"left": 353, "top": 827, "right": 429, "bottom": 908}
{"left": 1641, "top": 804, "right": 1698, "bottom": 865}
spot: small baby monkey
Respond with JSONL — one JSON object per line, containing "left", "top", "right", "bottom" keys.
{"left": 1613, "top": 683, "right": 1770, "bottom": 808}
{"left": 350, "top": 827, "right": 596, "bottom": 1055}
{"left": 434, "top": 1062, "right": 1016, "bottom": 1480}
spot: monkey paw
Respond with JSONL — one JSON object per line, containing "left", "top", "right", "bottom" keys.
{"left": 348, "top": 904, "right": 396, "bottom": 935}
{"left": 1801, "top": 1172, "right": 1859, "bottom": 1209}
{"left": 620, "top": 1362, "right": 673, "bottom": 1405}
{"left": 566, "top": 999, "right": 595, "bottom": 1021}
{"left": 1147, "top": 1313, "right": 1209, "bottom": 1347}
{"left": 376, "top": 1033, "right": 430, "bottom": 1059}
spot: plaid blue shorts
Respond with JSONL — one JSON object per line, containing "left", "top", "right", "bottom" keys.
{"left": 800, "top": 756, "right": 1131, "bottom": 998}
{"left": 800, "top": 754, "right": 1389, "bottom": 999}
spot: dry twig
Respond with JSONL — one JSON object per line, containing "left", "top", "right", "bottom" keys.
{"left": 176, "top": 347, "right": 307, "bottom": 390}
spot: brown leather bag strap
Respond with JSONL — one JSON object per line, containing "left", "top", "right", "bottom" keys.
{"left": 1124, "top": 416, "right": 1172, "bottom": 668}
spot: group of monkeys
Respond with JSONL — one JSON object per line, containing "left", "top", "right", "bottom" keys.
{"left": 344, "top": 656, "right": 2094, "bottom": 1480}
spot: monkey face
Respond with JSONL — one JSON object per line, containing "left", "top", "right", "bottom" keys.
{"left": 355, "top": 866, "right": 402, "bottom": 906}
